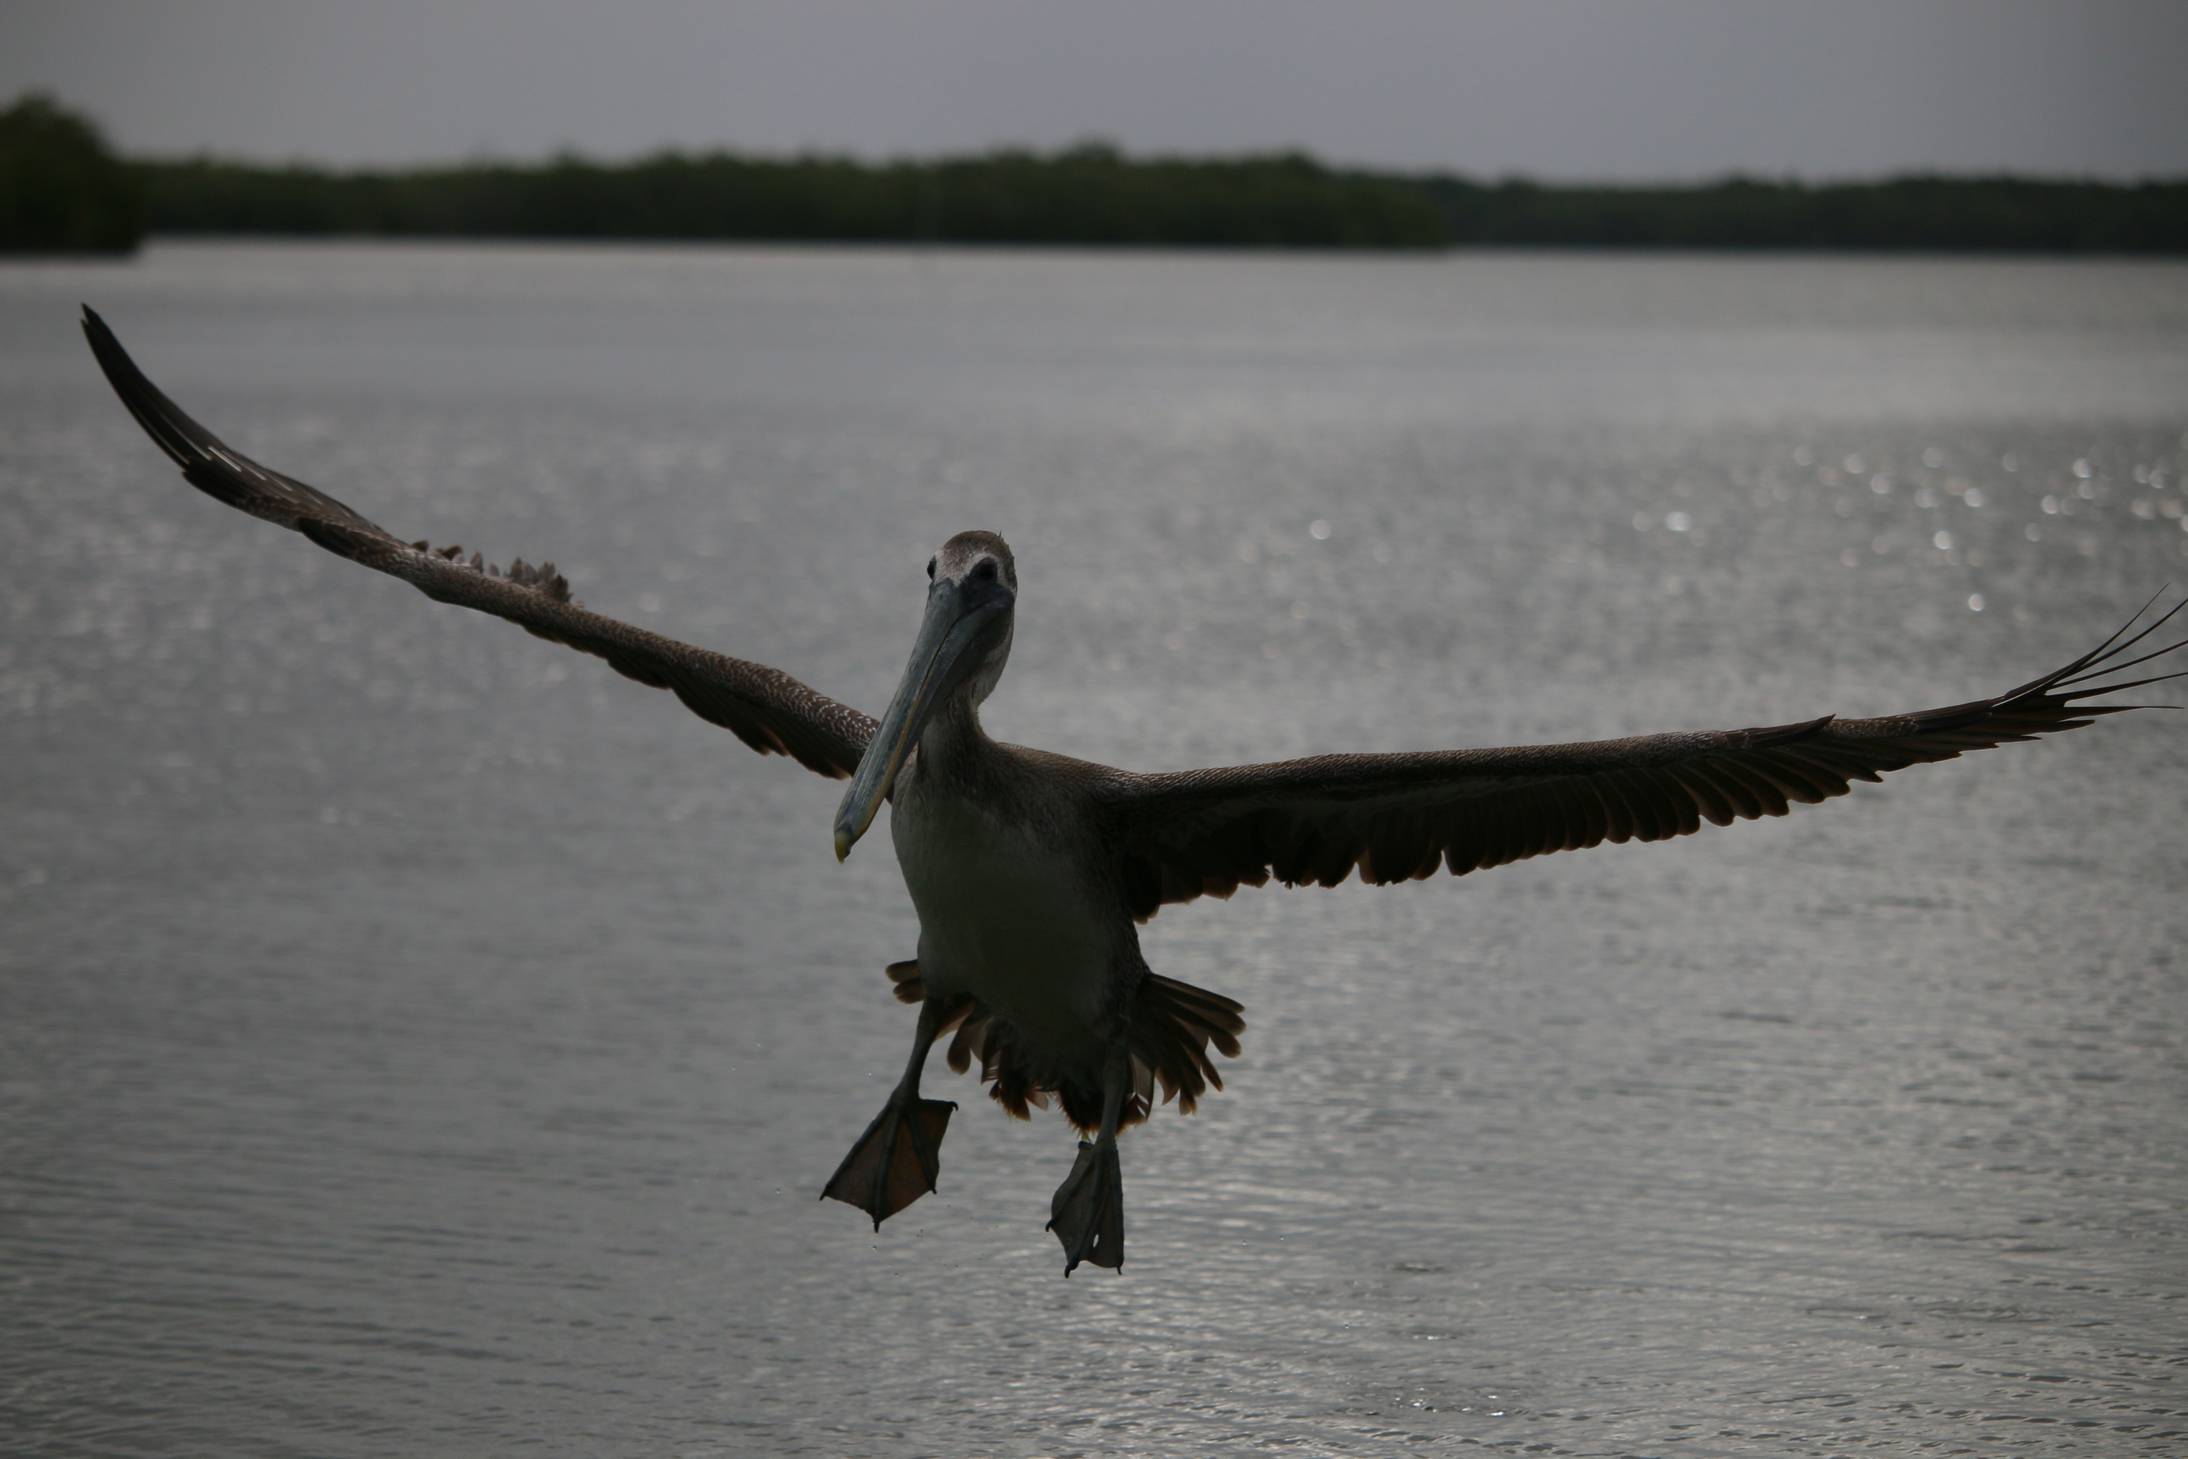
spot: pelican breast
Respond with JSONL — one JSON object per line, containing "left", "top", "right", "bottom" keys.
{"left": 890, "top": 758, "right": 1128, "bottom": 1058}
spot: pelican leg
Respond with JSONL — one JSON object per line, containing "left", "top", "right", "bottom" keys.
{"left": 821, "top": 999, "right": 956, "bottom": 1231}
{"left": 1046, "top": 1049, "right": 1129, "bottom": 1274}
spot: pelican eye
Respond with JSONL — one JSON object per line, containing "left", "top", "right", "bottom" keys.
{"left": 926, "top": 556, "right": 936, "bottom": 580}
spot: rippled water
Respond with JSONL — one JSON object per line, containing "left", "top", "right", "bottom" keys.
{"left": 4, "top": 243, "right": 2187, "bottom": 1456}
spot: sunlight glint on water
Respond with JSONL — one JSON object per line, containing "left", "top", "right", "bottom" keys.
{"left": 3, "top": 243, "right": 2186, "bottom": 1457}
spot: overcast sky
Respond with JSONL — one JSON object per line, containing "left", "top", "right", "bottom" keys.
{"left": 9, "top": 0, "right": 2187, "bottom": 180}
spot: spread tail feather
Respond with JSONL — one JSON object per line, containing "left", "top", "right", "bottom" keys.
{"left": 879, "top": 961, "right": 1247, "bottom": 1131}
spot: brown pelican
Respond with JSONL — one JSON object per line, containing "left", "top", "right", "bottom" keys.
{"left": 81, "top": 306, "right": 2185, "bottom": 1275}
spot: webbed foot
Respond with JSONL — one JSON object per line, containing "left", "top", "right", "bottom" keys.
{"left": 1046, "top": 1138, "right": 1124, "bottom": 1274}
{"left": 821, "top": 1097, "right": 955, "bottom": 1230}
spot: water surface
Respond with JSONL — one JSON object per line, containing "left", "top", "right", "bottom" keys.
{"left": 4, "top": 243, "right": 2187, "bottom": 1456}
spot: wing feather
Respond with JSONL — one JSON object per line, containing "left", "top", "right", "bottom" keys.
{"left": 1100, "top": 601, "right": 2184, "bottom": 921}
{"left": 83, "top": 306, "right": 874, "bottom": 780}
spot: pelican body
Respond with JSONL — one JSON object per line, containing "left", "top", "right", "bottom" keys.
{"left": 823, "top": 532, "right": 1244, "bottom": 1268}
{"left": 81, "top": 306, "right": 2185, "bottom": 1274}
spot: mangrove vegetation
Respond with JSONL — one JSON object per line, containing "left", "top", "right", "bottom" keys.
{"left": 0, "top": 94, "right": 143, "bottom": 254}
{"left": 8, "top": 94, "right": 2186, "bottom": 255}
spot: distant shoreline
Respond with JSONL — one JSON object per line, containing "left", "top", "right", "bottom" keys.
{"left": 110, "top": 234, "right": 2188, "bottom": 268}
{"left": 9, "top": 84, "right": 2186, "bottom": 257}
{"left": 131, "top": 147, "right": 2188, "bottom": 256}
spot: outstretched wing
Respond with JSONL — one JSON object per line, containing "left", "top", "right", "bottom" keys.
{"left": 82, "top": 306, "right": 875, "bottom": 779}
{"left": 1100, "top": 602, "right": 2184, "bottom": 920}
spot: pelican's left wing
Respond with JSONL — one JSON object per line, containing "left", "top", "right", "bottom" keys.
{"left": 83, "top": 307, "right": 875, "bottom": 779}
{"left": 1097, "top": 610, "right": 2183, "bottom": 921}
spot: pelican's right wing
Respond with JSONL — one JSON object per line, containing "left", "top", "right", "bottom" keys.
{"left": 1096, "top": 604, "right": 2183, "bottom": 921}
{"left": 83, "top": 307, "right": 875, "bottom": 779}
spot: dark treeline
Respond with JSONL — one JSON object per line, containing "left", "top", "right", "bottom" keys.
{"left": 133, "top": 150, "right": 2188, "bottom": 254}
{"left": 137, "top": 143, "right": 1449, "bottom": 248}
{"left": 0, "top": 94, "right": 143, "bottom": 253}
{"left": 1422, "top": 174, "right": 2188, "bottom": 253}
{"left": 7, "top": 94, "right": 2187, "bottom": 255}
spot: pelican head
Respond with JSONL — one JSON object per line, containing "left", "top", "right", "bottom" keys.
{"left": 833, "top": 531, "right": 1017, "bottom": 860}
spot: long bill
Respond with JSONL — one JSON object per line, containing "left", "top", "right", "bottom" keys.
{"left": 833, "top": 580, "right": 1001, "bottom": 861}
